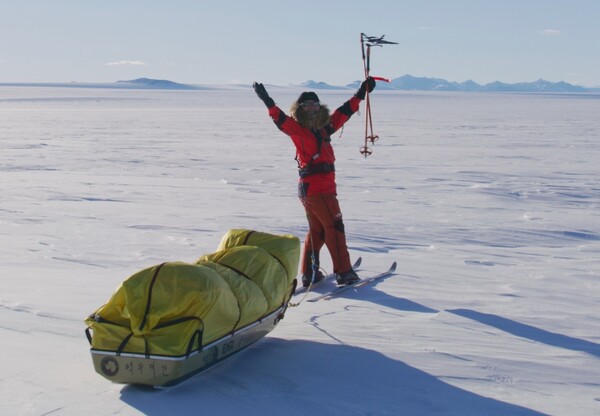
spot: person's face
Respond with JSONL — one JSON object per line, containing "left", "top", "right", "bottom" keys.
{"left": 300, "top": 100, "right": 320, "bottom": 113}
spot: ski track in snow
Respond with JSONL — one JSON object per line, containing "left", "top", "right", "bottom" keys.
{"left": 1, "top": 87, "right": 600, "bottom": 415}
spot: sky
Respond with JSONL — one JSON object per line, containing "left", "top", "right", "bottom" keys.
{"left": 1, "top": 0, "right": 599, "bottom": 87}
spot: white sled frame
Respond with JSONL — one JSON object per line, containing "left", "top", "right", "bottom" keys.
{"left": 89, "top": 307, "right": 285, "bottom": 387}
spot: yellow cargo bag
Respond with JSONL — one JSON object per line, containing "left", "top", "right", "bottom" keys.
{"left": 85, "top": 230, "right": 299, "bottom": 357}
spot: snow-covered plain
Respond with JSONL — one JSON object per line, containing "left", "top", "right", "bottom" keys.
{"left": 1, "top": 85, "right": 599, "bottom": 415}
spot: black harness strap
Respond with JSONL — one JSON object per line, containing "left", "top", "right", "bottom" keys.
{"left": 299, "top": 163, "right": 335, "bottom": 178}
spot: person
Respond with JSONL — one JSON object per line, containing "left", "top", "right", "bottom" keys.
{"left": 253, "top": 77, "right": 376, "bottom": 287}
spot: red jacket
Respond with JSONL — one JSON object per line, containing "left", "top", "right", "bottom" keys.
{"left": 267, "top": 95, "right": 362, "bottom": 196}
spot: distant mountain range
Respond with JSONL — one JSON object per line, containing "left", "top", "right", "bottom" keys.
{"left": 115, "top": 77, "right": 199, "bottom": 90}
{"left": 0, "top": 78, "right": 207, "bottom": 90}
{"left": 303, "top": 75, "right": 594, "bottom": 93}
{"left": 2, "top": 76, "right": 598, "bottom": 92}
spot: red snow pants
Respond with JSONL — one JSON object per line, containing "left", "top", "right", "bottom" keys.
{"left": 300, "top": 193, "right": 352, "bottom": 276}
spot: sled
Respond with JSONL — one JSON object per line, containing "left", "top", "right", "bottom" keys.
{"left": 85, "top": 229, "right": 300, "bottom": 387}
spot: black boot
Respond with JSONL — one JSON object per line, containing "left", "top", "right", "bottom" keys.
{"left": 302, "top": 251, "right": 321, "bottom": 287}
{"left": 336, "top": 269, "right": 360, "bottom": 285}
{"left": 302, "top": 270, "right": 325, "bottom": 287}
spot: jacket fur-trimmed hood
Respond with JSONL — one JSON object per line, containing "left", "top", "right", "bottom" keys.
{"left": 290, "top": 100, "right": 331, "bottom": 130}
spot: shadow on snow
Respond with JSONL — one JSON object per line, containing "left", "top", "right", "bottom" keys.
{"left": 448, "top": 308, "right": 600, "bottom": 358}
{"left": 302, "top": 271, "right": 438, "bottom": 314}
{"left": 121, "top": 338, "right": 544, "bottom": 416}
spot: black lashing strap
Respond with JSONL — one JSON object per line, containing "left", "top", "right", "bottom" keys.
{"left": 138, "top": 262, "right": 166, "bottom": 331}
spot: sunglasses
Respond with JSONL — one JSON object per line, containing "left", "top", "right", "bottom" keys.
{"left": 300, "top": 101, "right": 320, "bottom": 109}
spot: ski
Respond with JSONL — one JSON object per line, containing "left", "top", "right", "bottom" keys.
{"left": 307, "top": 261, "right": 397, "bottom": 302}
{"left": 294, "top": 257, "right": 362, "bottom": 295}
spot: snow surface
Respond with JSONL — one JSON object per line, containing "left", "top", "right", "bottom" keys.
{"left": 1, "top": 86, "right": 599, "bottom": 415}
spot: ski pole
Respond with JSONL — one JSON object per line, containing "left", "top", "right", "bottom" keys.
{"left": 359, "top": 33, "right": 397, "bottom": 157}
{"left": 360, "top": 38, "right": 376, "bottom": 157}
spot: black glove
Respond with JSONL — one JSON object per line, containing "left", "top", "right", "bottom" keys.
{"left": 253, "top": 82, "right": 275, "bottom": 108}
{"left": 355, "top": 76, "right": 376, "bottom": 100}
